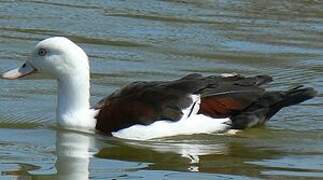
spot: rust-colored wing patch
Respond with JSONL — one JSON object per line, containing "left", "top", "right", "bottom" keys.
{"left": 199, "top": 96, "right": 248, "bottom": 118}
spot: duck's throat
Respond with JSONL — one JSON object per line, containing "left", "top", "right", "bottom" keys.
{"left": 56, "top": 74, "right": 96, "bottom": 130}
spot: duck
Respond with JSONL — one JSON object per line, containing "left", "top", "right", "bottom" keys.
{"left": 1, "top": 37, "right": 317, "bottom": 140}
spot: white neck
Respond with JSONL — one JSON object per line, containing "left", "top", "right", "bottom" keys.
{"left": 56, "top": 72, "right": 97, "bottom": 130}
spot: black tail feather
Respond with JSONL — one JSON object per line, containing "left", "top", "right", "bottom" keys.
{"left": 231, "top": 86, "right": 317, "bottom": 129}
{"left": 266, "top": 86, "right": 317, "bottom": 119}
{"left": 277, "top": 86, "right": 316, "bottom": 107}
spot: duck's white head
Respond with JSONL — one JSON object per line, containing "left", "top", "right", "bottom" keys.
{"left": 2, "top": 37, "right": 97, "bottom": 131}
{"left": 2, "top": 37, "right": 89, "bottom": 80}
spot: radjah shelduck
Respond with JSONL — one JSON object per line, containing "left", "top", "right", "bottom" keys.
{"left": 2, "top": 37, "right": 317, "bottom": 140}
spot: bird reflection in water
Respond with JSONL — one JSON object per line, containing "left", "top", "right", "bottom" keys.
{"left": 53, "top": 130, "right": 282, "bottom": 179}
{"left": 55, "top": 130, "right": 229, "bottom": 179}
{"left": 55, "top": 130, "right": 94, "bottom": 180}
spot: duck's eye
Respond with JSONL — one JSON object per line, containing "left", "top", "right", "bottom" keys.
{"left": 38, "top": 48, "right": 47, "bottom": 56}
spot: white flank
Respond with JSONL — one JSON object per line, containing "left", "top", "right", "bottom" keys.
{"left": 112, "top": 95, "right": 231, "bottom": 140}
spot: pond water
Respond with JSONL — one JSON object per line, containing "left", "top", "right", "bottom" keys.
{"left": 0, "top": 0, "right": 322, "bottom": 179}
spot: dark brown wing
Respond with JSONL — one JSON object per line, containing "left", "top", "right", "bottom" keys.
{"left": 94, "top": 73, "right": 272, "bottom": 134}
{"left": 95, "top": 74, "right": 206, "bottom": 134}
